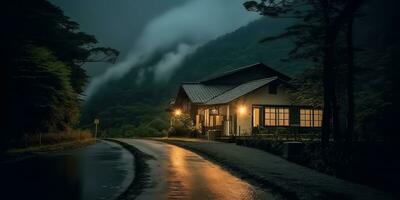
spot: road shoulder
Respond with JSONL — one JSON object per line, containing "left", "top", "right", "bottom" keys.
{"left": 156, "top": 138, "right": 394, "bottom": 200}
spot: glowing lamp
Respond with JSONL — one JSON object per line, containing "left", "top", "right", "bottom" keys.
{"left": 238, "top": 105, "right": 246, "bottom": 115}
{"left": 174, "top": 109, "right": 182, "bottom": 116}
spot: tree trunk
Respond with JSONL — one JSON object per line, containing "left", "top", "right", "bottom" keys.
{"left": 321, "top": 27, "right": 338, "bottom": 147}
{"left": 345, "top": 14, "right": 355, "bottom": 143}
{"left": 320, "top": 0, "right": 364, "bottom": 146}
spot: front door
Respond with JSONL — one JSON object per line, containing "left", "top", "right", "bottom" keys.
{"left": 252, "top": 107, "right": 262, "bottom": 134}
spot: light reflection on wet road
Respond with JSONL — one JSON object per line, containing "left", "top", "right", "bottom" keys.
{"left": 118, "top": 139, "right": 275, "bottom": 200}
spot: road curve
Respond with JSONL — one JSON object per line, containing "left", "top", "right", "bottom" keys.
{"left": 115, "top": 138, "right": 275, "bottom": 200}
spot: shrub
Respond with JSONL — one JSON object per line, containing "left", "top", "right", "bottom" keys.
{"left": 237, "top": 139, "right": 283, "bottom": 155}
{"left": 168, "top": 114, "right": 195, "bottom": 137}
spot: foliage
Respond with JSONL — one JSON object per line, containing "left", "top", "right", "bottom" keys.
{"left": 295, "top": 141, "right": 399, "bottom": 192}
{"left": 237, "top": 138, "right": 399, "bottom": 193}
{"left": 354, "top": 48, "right": 395, "bottom": 141}
{"left": 289, "top": 66, "right": 323, "bottom": 107}
{"left": 10, "top": 46, "right": 79, "bottom": 135}
{"left": 236, "top": 139, "right": 284, "bottom": 155}
{"left": 4, "top": 0, "right": 118, "bottom": 149}
{"left": 169, "top": 114, "right": 196, "bottom": 137}
{"left": 104, "top": 124, "right": 166, "bottom": 138}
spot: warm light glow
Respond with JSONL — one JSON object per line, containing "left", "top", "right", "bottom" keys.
{"left": 238, "top": 105, "right": 246, "bottom": 115}
{"left": 174, "top": 109, "right": 182, "bottom": 116}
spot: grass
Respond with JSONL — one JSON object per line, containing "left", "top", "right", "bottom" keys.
{"left": 22, "top": 129, "right": 93, "bottom": 147}
{"left": 2, "top": 129, "right": 96, "bottom": 161}
{"left": 6, "top": 139, "right": 96, "bottom": 154}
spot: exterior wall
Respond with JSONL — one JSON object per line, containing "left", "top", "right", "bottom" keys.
{"left": 233, "top": 84, "right": 291, "bottom": 135}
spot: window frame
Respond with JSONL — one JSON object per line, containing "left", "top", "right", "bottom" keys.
{"left": 264, "top": 106, "right": 290, "bottom": 127}
{"left": 300, "top": 108, "right": 323, "bottom": 128}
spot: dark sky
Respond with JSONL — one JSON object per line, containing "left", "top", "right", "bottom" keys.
{"left": 50, "top": 0, "right": 187, "bottom": 76}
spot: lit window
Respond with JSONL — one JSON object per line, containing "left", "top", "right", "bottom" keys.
{"left": 300, "top": 109, "right": 323, "bottom": 127}
{"left": 265, "top": 107, "right": 289, "bottom": 126}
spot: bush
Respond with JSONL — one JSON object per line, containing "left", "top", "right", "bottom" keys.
{"left": 237, "top": 138, "right": 283, "bottom": 155}
{"left": 147, "top": 118, "right": 169, "bottom": 132}
{"left": 168, "top": 114, "right": 196, "bottom": 137}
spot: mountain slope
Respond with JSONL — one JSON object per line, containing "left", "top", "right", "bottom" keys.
{"left": 170, "top": 17, "right": 305, "bottom": 84}
{"left": 81, "top": 17, "right": 307, "bottom": 134}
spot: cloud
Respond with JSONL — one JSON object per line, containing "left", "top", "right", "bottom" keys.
{"left": 85, "top": 0, "right": 259, "bottom": 99}
{"left": 153, "top": 43, "right": 200, "bottom": 82}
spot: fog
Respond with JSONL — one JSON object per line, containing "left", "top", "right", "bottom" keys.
{"left": 84, "top": 0, "right": 260, "bottom": 99}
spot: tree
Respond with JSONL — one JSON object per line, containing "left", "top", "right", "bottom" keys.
{"left": 11, "top": 46, "right": 79, "bottom": 134}
{"left": 4, "top": 0, "right": 118, "bottom": 148}
{"left": 244, "top": 0, "right": 364, "bottom": 146}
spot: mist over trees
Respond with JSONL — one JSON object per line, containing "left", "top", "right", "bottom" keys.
{"left": 4, "top": 0, "right": 118, "bottom": 149}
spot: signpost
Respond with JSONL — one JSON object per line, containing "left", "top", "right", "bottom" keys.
{"left": 94, "top": 118, "right": 99, "bottom": 139}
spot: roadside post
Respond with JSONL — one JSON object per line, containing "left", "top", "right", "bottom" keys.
{"left": 94, "top": 118, "right": 99, "bottom": 139}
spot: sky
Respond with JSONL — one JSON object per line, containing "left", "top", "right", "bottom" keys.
{"left": 50, "top": 0, "right": 260, "bottom": 99}
{"left": 50, "top": 0, "right": 186, "bottom": 76}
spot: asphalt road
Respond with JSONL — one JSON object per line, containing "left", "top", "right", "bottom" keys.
{"left": 1, "top": 141, "right": 134, "bottom": 200}
{"left": 116, "top": 138, "right": 275, "bottom": 200}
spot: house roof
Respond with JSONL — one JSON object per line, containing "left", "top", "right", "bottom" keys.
{"left": 205, "top": 77, "right": 278, "bottom": 105}
{"left": 174, "top": 63, "right": 290, "bottom": 106}
{"left": 200, "top": 63, "right": 291, "bottom": 84}
{"left": 181, "top": 83, "right": 234, "bottom": 104}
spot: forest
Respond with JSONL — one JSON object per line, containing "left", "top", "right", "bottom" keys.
{"left": 3, "top": 0, "right": 399, "bottom": 194}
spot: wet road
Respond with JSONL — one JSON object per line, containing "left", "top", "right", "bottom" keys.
{"left": 117, "top": 139, "right": 275, "bottom": 200}
{"left": 1, "top": 141, "right": 134, "bottom": 200}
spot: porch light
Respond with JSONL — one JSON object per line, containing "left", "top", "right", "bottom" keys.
{"left": 174, "top": 109, "right": 182, "bottom": 116}
{"left": 238, "top": 105, "right": 246, "bottom": 115}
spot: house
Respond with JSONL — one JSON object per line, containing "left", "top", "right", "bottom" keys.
{"left": 170, "top": 63, "right": 322, "bottom": 137}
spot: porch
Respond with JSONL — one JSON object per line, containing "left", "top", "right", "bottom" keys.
{"left": 195, "top": 104, "right": 322, "bottom": 140}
